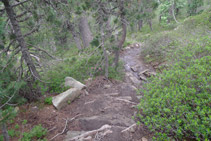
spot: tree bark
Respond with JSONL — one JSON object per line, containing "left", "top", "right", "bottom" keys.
{"left": 172, "top": 2, "right": 179, "bottom": 23}
{"left": 66, "top": 21, "right": 82, "bottom": 50}
{"left": 100, "top": 27, "right": 108, "bottom": 79}
{"left": 79, "top": 16, "right": 93, "bottom": 48}
{"left": 1, "top": 123, "right": 10, "bottom": 141}
{"left": 148, "top": 20, "right": 153, "bottom": 31}
{"left": 138, "top": 19, "right": 143, "bottom": 31}
{"left": 2, "top": 0, "right": 40, "bottom": 80}
{"left": 114, "top": 1, "right": 127, "bottom": 69}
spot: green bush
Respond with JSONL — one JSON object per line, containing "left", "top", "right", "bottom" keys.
{"left": 138, "top": 38, "right": 211, "bottom": 140}
{"left": 44, "top": 97, "right": 53, "bottom": 105}
{"left": 21, "top": 124, "right": 47, "bottom": 141}
{"left": 43, "top": 52, "right": 123, "bottom": 93}
{"left": 44, "top": 55, "right": 102, "bottom": 93}
{"left": 139, "top": 11, "right": 211, "bottom": 66}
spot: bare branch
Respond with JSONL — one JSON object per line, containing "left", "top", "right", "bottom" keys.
{"left": 0, "top": 94, "right": 15, "bottom": 109}
{"left": 16, "top": 11, "right": 27, "bottom": 18}
{"left": 0, "top": 0, "right": 32, "bottom": 12}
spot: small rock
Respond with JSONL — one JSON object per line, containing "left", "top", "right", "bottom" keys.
{"left": 143, "top": 71, "right": 151, "bottom": 77}
{"left": 129, "top": 76, "right": 140, "bottom": 85}
{"left": 150, "top": 72, "right": 157, "bottom": 76}
{"left": 142, "top": 137, "right": 148, "bottom": 141}
{"left": 84, "top": 136, "right": 92, "bottom": 141}
{"left": 14, "top": 107, "right": 19, "bottom": 112}
{"left": 84, "top": 90, "right": 89, "bottom": 95}
{"left": 131, "top": 66, "right": 138, "bottom": 72}
{"left": 130, "top": 85, "right": 138, "bottom": 91}
{"left": 139, "top": 69, "right": 149, "bottom": 75}
{"left": 137, "top": 96, "right": 143, "bottom": 99}
{"left": 125, "top": 47, "right": 131, "bottom": 50}
{"left": 139, "top": 74, "right": 147, "bottom": 81}
{"left": 104, "top": 85, "right": 111, "bottom": 89}
{"left": 65, "top": 131, "right": 86, "bottom": 141}
{"left": 135, "top": 43, "right": 140, "bottom": 47}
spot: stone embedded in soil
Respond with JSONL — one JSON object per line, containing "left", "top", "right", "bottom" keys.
{"left": 131, "top": 66, "right": 138, "bottom": 72}
{"left": 142, "top": 137, "right": 148, "bottom": 141}
{"left": 78, "top": 114, "right": 135, "bottom": 131}
{"left": 52, "top": 88, "right": 81, "bottom": 110}
{"left": 129, "top": 76, "right": 140, "bottom": 86}
{"left": 139, "top": 74, "right": 147, "bottom": 81}
{"left": 137, "top": 96, "right": 143, "bottom": 99}
{"left": 139, "top": 69, "right": 149, "bottom": 75}
{"left": 65, "top": 131, "right": 86, "bottom": 141}
{"left": 65, "top": 77, "right": 86, "bottom": 90}
{"left": 104, "top": 85, "right": 111, "bottom": 89}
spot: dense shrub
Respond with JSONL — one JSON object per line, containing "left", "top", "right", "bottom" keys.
{"left": 138, "top": 38, "right": 211, "bottom": 140}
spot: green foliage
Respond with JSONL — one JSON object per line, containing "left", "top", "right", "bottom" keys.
{"left": 8, "top": 129, "right": 15, "bottom": 137}
{"left": 22, "top": 119, "right": 28, "bottom": 125}
{"left": 43, "top": 54, "right": 102, "bottom": 93}
{"left": 44, "top": 97, "right": 53, "bottom": 105}
{"left": 138, "top": 37, "right": 211, "bottom": 140}
{"left": 187, "top": 0, "right": 204, "bottom": 16}
{"left": 139, "top": 11, "right": 211, "bottom": 66}
{"left": 20, "top": 124, "right": 47, "bottom": 141}
{"left": 0, "top": 135, "right": 3, "bottom": 141}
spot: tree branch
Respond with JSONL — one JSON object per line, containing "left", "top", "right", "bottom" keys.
{"left": 0, "top": 0, "right": 32, "bottom": 12}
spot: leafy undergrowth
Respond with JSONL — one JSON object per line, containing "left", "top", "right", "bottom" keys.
{"left": 41, "top": 47, "right": 124, "bottom": 93}
{"left": 137, "top": 10, "right": 211, "bottom": 66}
{"left": 137, "top": 11, "right": 211, "bottom": 140}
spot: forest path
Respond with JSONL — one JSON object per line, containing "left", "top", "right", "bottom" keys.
{"left": 15, "top": 44, "right": 154, "bottom": 141}
{"left": 62, "top": 44, "right": 154, "bottom": 141}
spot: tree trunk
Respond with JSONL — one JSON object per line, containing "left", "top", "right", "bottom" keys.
{"left": 1, "top": 122, "right": 10, "bottom": 141}
{"left": 2, "top": 0, "right": 40, "bottom": 80}
{"left": 138, "top": 19, "right": 143, "bottom": 31}
{"left": 100, "top": 27, "right": 109, "bottom": 79}
{"left": 114, "top": 1, "right": 127, "bottom": 69}
{"left": 67, "top": 21, "right": 82, "bottom": 50}
{"left": 172, "top": 0, "right": 179, "bottom": 23}
{"left": 167, "top": 0, "right": 173, "bottom": 23}
{"left": 79, "top": 16, "right": 93, "bottom": 48}
{"left": 148, "top": 20, "right": 153, "bottom": 31}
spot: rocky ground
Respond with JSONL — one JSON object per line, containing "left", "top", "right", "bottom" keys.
{"left": 10, "top": 44, "right": 156, "bottom": 141}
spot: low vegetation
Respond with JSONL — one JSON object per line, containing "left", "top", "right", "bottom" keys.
{"left": 137, "top": 11, "right": 211, "bottom": 140}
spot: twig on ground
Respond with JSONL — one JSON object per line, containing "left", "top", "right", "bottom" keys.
{"left": 49, "top": 118, "right": 68, "bottom": 141}
{"left": 49, "top": 114, "right": 82, "bottom": 141}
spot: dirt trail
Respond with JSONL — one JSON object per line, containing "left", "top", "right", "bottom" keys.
{"left": 12, "top": 44, "right": 154, "bottom": 141}
{"left": 61, "top": 44, "right": 154, "bottom": 141}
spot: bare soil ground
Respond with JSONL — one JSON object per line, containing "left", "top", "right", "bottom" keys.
{"left": 7, "top": 44, "right": 156, "bottom": 141}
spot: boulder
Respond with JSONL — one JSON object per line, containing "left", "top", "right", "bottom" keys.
{"left": 65, "top": 77, "right": 86, "bottom": 90}
{"left": 52, "top": 88, "right": 81, "bottom": 110}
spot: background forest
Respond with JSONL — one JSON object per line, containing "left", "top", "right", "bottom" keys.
{"left": 0, "top": 0, "right": 211, "bottom": 140}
